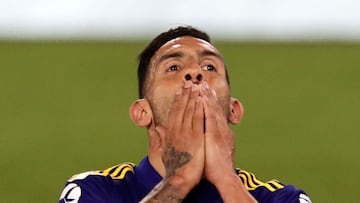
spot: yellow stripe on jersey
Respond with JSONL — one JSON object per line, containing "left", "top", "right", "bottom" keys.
{"left": 268, "top": 180, "right": 285, "bottom": 189}
{"left": 237, "top": 169, "right": 284, "bottom": 192}
{"left": 100, "top": 162, "right": 135, "bottom": 180}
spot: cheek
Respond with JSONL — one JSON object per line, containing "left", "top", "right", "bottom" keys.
{"left": 151, "top": 75, "right": 183, "bottom": 96}
{"left": 147, "top": 83, "right": 178, "bottom": 126}
{"left": 210, "top": 79, "right": 230, "bottom": 98}
{"left": 147, "top": 79, "right": 179, "bottom": 110}
{"left": 210, "top": 79, "right": 231, "bottom": 114}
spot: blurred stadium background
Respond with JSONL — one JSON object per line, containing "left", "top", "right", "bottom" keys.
{"left": 0, "top": 0, "right": 359, "bottom": 202}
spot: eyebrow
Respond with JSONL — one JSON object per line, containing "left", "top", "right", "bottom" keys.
{"left": 158, "top": 52, "right": 184, "bottom": 64}
{"left": 158, "top": 50, "right": 223, "bottom": 64}
{"left": 198, "top": 50, "right": 223, "bottom": 60}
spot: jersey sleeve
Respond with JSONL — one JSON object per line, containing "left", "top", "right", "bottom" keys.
{"left": 237, "top": 169, "right": 312, "bottom": 203}
{"left": 59, "top": 162, "right": 136, "bottom": 203}
{"left": 272, "top": 185, "right": 312, "bottom": 203}
{"left": 59, "top": 171, "right": 116, "bottom": 203}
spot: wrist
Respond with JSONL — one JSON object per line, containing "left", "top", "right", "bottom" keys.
{"left": 213, "top": 172, "right": 239, "bottom": 186}
{"left": 212, "top": 173, "right": 244, "bottom": 195}
{"left": 206, "top": 166, "right": 235, "bottom": 186}
{"left": 213, "top": 174, "right": 257, "bottom": 203}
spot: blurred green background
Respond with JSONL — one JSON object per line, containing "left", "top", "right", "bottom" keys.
{"left": 0, "top": 41, "right": 359, "bottom": 202}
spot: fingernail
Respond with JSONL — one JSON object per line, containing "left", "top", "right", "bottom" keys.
{"left": 176, "top": 88, "right": 182, "bottom": 95}
{"left": 184, "top": 81, "right": 192, "bottom": 88}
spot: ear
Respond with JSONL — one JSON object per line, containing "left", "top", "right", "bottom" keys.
{"left": 228, "top": 97, "right": 244, "bottom": 125}
{"left": 129, "top": 99, "right": 153, "bottom": 127}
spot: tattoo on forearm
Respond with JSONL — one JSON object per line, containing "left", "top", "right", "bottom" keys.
{"left": 139, "top": 180, "right": 184, "bottom": 203}
{"left": 165, "top": 188, "right": 184, "bottom": 202}
{"left": 162, "top": 143, "right": 192, "bottom": 177}
{"left": 139, "top": 143, "right": 192, "bottom": 203}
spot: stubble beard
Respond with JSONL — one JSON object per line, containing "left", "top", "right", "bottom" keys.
{"left": 148, "top": 94, "right": 230, "bottom": 129}
{"left": 147, "top": 94, "right": 172, "bottom": 127}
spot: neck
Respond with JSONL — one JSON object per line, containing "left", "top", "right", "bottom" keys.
{"left": 147, "top": 127, "right": 166, "bottom": 178}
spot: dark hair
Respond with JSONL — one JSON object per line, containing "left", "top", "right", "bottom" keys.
{"left": 137, "top": 26, "right": 228, "bottom": 98}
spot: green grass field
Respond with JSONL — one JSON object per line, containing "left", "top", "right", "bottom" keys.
{"left": 0, "top": 41, "right": 359, "bottom": 202}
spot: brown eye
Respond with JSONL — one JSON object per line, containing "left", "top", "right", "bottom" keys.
{"left": 203, "top": 65, "right": 216, "bottom": 71}
{"left": 168, "top": 65, "right": 179, "bottom": 72}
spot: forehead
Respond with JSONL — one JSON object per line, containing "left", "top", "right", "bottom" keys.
{"left": 152, "top": 36, "right": 219, "bottom": 61}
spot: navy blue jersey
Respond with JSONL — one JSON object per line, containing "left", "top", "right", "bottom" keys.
{"left": 59, "top": 157, "right": 311, "bottom": 203}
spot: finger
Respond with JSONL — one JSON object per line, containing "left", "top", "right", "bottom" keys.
{"left": 202, "top": 94, "right": 218, "bottom": 135}
{"left": 203, "top": 87, "right": 233, "bottom": 144}
{"left": 193, "top": 95, "right": 205, "bottom": 136}
{"left": 183, "top": 84, "right": 201, "bottom": 129}
{"left": 168, "top": 80, "right": 192, "bottom": 129}
{"left": 208, "top": 91, "right": 230, "bottom": 135}
{"left": 201, "top": 84, "right": 228, "bottom": 128}
{"left": 201, "top": 82, "right": 217, "bottom": 108}
{"left": 201, "top": 82, "right": 219, "bottom": 132}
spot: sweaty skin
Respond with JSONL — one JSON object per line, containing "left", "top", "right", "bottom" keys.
{"left": 136, "top": 36, "right": 257, "bottom": 203}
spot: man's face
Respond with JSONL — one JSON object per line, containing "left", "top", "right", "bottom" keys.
{"left": 145, "top": 36, "right": 231, "bottom": 126}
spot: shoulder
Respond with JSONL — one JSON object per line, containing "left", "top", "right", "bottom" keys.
{"left": 59, "top": 162, "right": 136, "bottom": 203}
{"left": 236, "top": 169, "right": 312, "bottom": 203}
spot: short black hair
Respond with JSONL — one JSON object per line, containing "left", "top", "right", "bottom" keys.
{"left": 137, "top": 26, "right": 228, "bottom": 98}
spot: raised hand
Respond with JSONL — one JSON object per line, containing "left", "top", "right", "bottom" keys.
{"left": 201, "top": 83, "right": 257, "bottom": 203}
{"left": 141, "top": 81, "right": 205, "bottom": 202}
{"left": 201, "top": 84, "right": 236, "bottom": 185}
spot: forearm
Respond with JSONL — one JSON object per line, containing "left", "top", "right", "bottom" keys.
{"left": 215, "top": 174, "right": 258, "bottom": 203}
{"left": 139, "top": 176, "right": 192, "bottom": 203}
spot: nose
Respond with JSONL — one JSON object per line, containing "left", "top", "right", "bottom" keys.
{"left": 184, "top": 73, "right": 203, "bottom": 83}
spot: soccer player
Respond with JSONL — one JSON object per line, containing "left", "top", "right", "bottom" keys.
{"left": 59, "top": 26, "right": 312, "bottom": 203}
